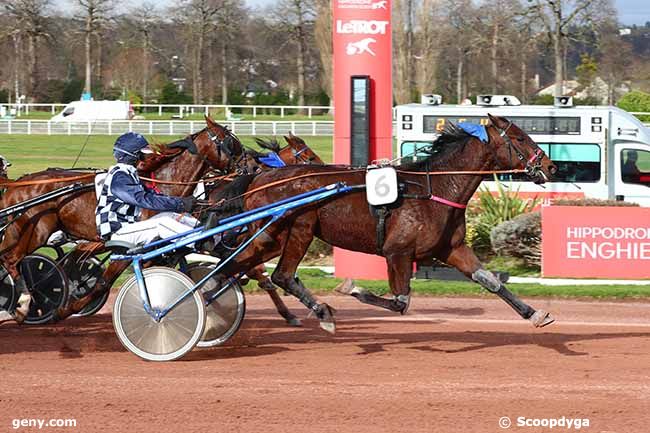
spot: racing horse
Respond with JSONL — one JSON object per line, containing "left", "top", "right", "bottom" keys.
{"left": 0, "top": 116, "right": 249, "bottom": 322}
{"left": 207, "top": 115, "right": 558, "bottom": 333}
{"left": 54, "top": 130, "right": 326, "bottom": 324}
{"left": 253, "top": 134, "right": 325, "bottom": 165}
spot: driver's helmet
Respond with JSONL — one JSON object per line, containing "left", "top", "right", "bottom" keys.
{"left": 113, "top": 132, "right": 153, "bottom": 163}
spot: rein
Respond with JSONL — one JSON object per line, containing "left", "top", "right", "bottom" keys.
{"left": 0, "top": 173, "right": 97, "bottom": 188}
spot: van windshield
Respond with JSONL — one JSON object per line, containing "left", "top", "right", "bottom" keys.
{"left": 62, "top": 107, "right": 74, "bottom": 117}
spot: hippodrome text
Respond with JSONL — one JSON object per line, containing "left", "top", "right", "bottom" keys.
{"left": 566, "top": 226, "right": 650, "bottom": 260}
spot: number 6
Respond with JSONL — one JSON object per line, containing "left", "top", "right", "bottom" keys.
{"left": 375, "top": 175, "right": 390, "bottom": 197}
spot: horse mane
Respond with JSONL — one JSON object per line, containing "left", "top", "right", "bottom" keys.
{"left": 137, "top": 141, "right": 185, "bottom": 173}
{"left": 255, "top": 138, "right": 281, "bottom": 153}
{"left": 396, "top": 122, "right": 475, "bottom": 172}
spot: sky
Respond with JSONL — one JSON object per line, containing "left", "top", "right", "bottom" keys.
{"left": 53, "top": 0, "right": 650, "bottom": 26}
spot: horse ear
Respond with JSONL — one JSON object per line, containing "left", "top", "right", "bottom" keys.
{"left": 204, "top": 114, "right": 217, "bottom": 128}
{"left": 487, "top": 113, "right": 507, "bottom": 129}
{"left": 283, "top": 135, "right": 291, "bottom": 143}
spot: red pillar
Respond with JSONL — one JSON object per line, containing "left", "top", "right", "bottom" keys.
{"left": 332, "top": 0, "right": 392, "bottom": 280}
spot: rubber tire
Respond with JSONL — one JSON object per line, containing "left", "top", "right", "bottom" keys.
{"left": 21, "top": 254, "right": 69, "bottom": 325}
{"left": 185, "top": 263, "right": 246, "bottom": 348}
{"left": 0, "top": 265, "right": 16, "bottom": 313}
{"left": 61, "top": 255, "right": 109, "bottom": 317}
{"left": 113, "top": 267, "right": 206, "bottom": 362}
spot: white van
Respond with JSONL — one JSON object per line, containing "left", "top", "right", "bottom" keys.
{"left": 395, "top": 96, "right": 650, "bottom": 207}
{"left": 51, "top": 100, "right": 133, "bottom": 122}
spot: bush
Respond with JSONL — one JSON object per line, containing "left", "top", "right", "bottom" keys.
{"left": 491, "top": 212, "right": 541, "bottom": 267}
{"left": 617, "top": 90, "right": 650, "bottom": 122}
{"left": 466, "top": 178, "right": 540, "bottom": 252}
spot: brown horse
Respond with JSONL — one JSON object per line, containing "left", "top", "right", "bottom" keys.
{"left": 54, "top": 131, "right": 326, "bottom": 325}
{"left": 254, "top": 134, "right": 325, "bottom": 165}
{"left": 0, "top": 116, "right": 248, "bottom": 322}
{"left": 207, "top": 115, "right": 558, "bottom": 333}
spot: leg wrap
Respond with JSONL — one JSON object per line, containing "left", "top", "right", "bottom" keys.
{"left": 472, "top": 269, "right": 502, "bottom": 293}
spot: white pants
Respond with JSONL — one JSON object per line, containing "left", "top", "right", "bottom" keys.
{"left": 110, "top": 212, "right": 199, "bottom": 246}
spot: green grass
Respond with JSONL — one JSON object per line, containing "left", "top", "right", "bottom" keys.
{"left": 0, "top": 134, "right": 334, "bottom": 177}
{"left": 289, "top": 269, "right": 650, "bottom": 299}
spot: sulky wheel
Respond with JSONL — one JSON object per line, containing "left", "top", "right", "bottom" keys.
{"left": 113, "top": 267, "right": 206, "bottom": 362}
{"left": 185, "top": 263, "right": 246, "bottom": 348}
{"left": 61, "top": 255, "right": 109, "bottom": 317}
{"left": 21, "top": 254, "right": 69, "bottom": 325}
{"left": 0, "top": 264, "right": 16, "bottom": 313}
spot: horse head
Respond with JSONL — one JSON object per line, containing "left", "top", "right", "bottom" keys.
{"left": 282, "top": 134, "right": 324, "bottom": 164}
{"left": 182, "top": 115, "right": 246, "bottom": 173}
{"left": 487, "top": 114, "right": 558, "bottom": 184}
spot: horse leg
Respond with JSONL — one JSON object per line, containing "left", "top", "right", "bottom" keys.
{"left": 246, "top": 264, "right": 301, "bottom": 327}
{"left": 55, "top": 260, "right": 129, "bottom": 320}
{"left": 337, "top": 253, "right": 413, "bottom": 314}
{"left": 445, "top": 244, "right": 554, "bottom": 327}
{"left": 270, "top": 215, "right": 336, "bottom": 333}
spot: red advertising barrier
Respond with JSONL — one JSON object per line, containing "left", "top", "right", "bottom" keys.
{"left": 332, "top": 0, "right": 392, "bottom": 279}
{"left": 542, "top": 206, "right": 650, "bottom": 279}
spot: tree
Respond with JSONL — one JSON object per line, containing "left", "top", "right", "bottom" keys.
{"left": 597, "top": 22, "right": 632, "bottom": 104}
{"left": 393, "top": 0, "right": 415, "bottom": 104}
{"left": 1, "top": 0, "right": 52, "bottom": 100}
{"left": 270, "top": 0, "right": 316, "bottom": 111}
{"left": 527, "top": 0, "right": 614, "bottom": 97}
{"left": 314, "top": 0, "right": 332, "bottom": 103}
{"left": 73, "top": 0, "right": 115, "bottom": 96}
{"left": 130, "top": 2, "right": 158, "bottom": 104}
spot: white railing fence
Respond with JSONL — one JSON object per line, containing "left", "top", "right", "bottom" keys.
{"left": 2, "top": 103, "right": 333, "bottom": 119}
{"left": 0, "top": 120, "right": 335, "bottom": 136}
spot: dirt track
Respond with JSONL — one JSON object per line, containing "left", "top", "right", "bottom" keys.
{"left": 1, "top": 294, "right": 650, "bottom": 433}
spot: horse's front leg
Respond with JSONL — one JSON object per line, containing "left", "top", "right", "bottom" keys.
{"left": 246, "top": 264, "right": 301, "bottom": 326}
{"left": 337, "top": 253, "right": 412, "bottom": 314}
{"left": 444, "top": 243, "right": 554, "bottom": 327}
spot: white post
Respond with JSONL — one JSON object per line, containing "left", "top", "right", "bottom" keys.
{"left": 308, "top": 107, "right": 312, "bottom": 118}
{"left": 272, "top": 121, "right": 276, "bottom": 135}
{"left": 51, "top": 105, "right": 55, "bottom": 115}
{"left": 252, "top": 121, "right": 256, "bottom": 136}
{"left": 281, "top": 107, "right": 285, "bottom": 118}
{"left": 291, "top": 121, "right": 295, "bottom": 135}
{"left": 149, "top": 121, "right": 153, "bottom": 135}
{"left": 253, "top": 106, "right": 257, "bottom": 118}
{"left": 312, "top": 122, "right": 316, "bottom": 136}
{"left": 128, "top": 121, "right": 133, "bottom": 133}
{"left": 7, "top": 120, "right": 11, "bottom": 134}
{"left": 205, "top": 106, "right": 209, "bottom": 116}
{"left": 190, "top": 121, "right": 194, "bottom": 133}
{"left": 159, "top": 105, "right": 163, "bottom": 116}
{"left": 108, "top": 120, "right": 112, "bottom": 135}
{"left": 88, "top": 121, "right": 92, "bottom": 135}
{"left": 28, "top": 120, "right": 31, "bottom": 135}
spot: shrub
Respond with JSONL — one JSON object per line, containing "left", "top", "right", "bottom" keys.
{"left": 466, "top": 178, "right": 540, "bottom": 252}
{"left": 491, "top": 212, "right": 541, "bottom": 267}
{"left": 617, "top": 90, "right": 650, "bottom": 122}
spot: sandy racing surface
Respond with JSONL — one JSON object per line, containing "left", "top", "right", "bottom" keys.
{"left": 1, "top": 294, "right": 650, "bottom": 433}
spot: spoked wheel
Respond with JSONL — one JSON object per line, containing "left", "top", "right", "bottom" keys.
{"left": 61, "top": 255, "right": 109, "bottom": 317}
{"left": 185, "top": 263, "right": 246, "bottom": 348}
{"left": 0, "top": 265, "right": 16, "bottom": 313}
{"left": 113, "top": 267, "right": 206, "bottom": 362}
{"left": 21, "top": 254, "right": 69, "bottom": 325}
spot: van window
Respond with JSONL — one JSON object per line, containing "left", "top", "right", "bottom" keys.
{"left": 62, "top": 107, "right": 74, "bottom": 117}
{"left": 400, "top": 141, "right": 436, "bottom": 160}
{"left": 491, "top": 143, "right": 601, "bottom": 183}
{"left": 621, "top": 148, "right": 650, "bottom": 187}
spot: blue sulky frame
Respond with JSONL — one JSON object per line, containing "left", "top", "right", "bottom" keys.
{"left": 111, "top": 182, "right": 352, "bottom": 322}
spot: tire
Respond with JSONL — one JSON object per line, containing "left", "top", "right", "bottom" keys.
{"left": 61, "top": 255, "right": 109, "bottom": 317}
{"left": 113, "top": 267, "right": 206, "bottom": 362}
{"left": 185, "top": 263, "right": 246, "bottom": 348}
{"left": 21, "top": 254, "right": 69, "bottom": 325}
{"left": 0, "top": 265, "right": 16, "bottom": 313}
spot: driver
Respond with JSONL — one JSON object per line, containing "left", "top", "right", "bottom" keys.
{"left": 622, "top": 150, "right": 641, "bottom": 182}
{"left": 96, "top": 132, "right": 198, "bottom": 245}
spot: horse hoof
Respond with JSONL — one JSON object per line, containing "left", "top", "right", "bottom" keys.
{"left": 530, "top": 310, "right": 555, "bottom": 328}
{"left": 334, "top": 278, "right": 356, "bottom": 295}
{"left": 319, "top": 320, "right": 336, "bottom": 334}
{"left": 286, "top": 317, "right": 302, "bottom": 327}
{"left": 316, "top": 304, "right": 337, "bottom": 335}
